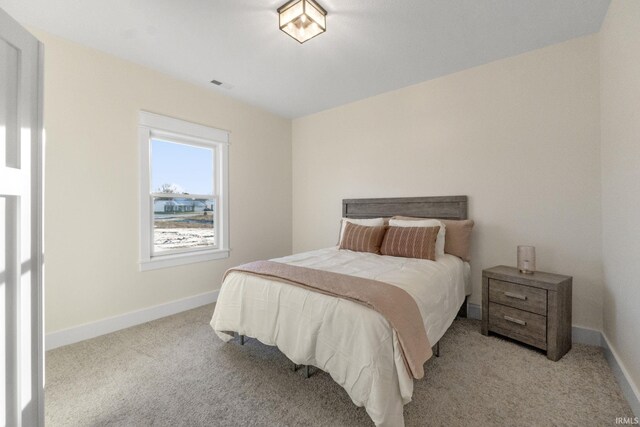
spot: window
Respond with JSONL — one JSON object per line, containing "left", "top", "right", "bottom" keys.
{"left": 139, "top": 111, "right": 229, "bottom": 270}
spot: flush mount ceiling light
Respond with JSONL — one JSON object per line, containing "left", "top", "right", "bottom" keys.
{"left": 278, "top": 0, "right": 327, "bottom": 44}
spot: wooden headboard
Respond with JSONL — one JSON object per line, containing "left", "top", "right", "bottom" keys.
{"left": 342, "top": 196, "right": 468, "bottom": 220}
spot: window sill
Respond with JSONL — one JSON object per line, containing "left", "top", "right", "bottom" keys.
{"left": 140, "top": 248, "right": 230, "bottom": 271}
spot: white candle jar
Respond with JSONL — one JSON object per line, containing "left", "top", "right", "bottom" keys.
{"left": 517, "top": 245, "right": 536, "bottom": 274}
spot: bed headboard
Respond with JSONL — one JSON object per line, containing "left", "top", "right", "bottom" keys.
{"left": 342, "top": 196, "right": 468, "bottom": 220}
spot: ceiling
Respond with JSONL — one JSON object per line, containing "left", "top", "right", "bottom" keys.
{"left": 0, "top": 0, "right": 611, "bottom": 118}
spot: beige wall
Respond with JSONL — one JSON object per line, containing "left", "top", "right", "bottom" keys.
{"left": 292, "top": 35, "right": 603, "bottom": 329}
{"left": 600, "top": 0, "right": 640, "bottom": 398}
{"left": 36, "top": 30, "right": 292, "bottom": 333}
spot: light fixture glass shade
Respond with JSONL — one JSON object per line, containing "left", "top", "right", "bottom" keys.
{"left": 278, "top": 0, "right": 327, "bottom": 43}
{"left": 517, "top": 246, "right": 536, "bottom": 274}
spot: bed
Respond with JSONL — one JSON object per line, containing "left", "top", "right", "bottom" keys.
{"left": 210, "top": 196, "right": 471, "bottom": 426}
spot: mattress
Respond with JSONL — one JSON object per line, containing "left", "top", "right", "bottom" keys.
{"left": 211, "top": 247, "right": 469, "bottom": 426}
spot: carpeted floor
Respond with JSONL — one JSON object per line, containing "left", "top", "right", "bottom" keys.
{"left": 46, "top": 304, "right": 633, "bottom": 426}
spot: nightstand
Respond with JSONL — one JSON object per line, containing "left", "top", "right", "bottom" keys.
{"left": 481, "top": 265, "right": 572, "bottom": 361}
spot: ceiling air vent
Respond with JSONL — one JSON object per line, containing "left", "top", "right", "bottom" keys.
{"left": 210, "top": 79, "right": 234, "bottom": 90}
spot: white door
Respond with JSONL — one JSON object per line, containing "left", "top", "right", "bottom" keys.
{"left": 0, "top": 7, "right": 44, "bottom": 427}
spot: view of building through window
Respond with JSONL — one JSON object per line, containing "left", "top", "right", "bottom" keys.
{"left": 151, "top": 139, "right": 216, "bottom": 253}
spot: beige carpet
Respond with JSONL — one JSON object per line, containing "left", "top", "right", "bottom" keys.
{"left": 46, "top": 304, "right": 633, "bottom": 426}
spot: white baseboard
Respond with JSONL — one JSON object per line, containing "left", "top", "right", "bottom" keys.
{"left": 571, "top": 324, "right": 603, "bottom": 347}
{"left": 601, "top": 332, "right": 640, "bottom": 417}
{"left": 45, "top": 290, "right": 219, "bottom": 351}
{"left": 467, "top": 302, "right": 482, "bottom": 320}
{"left": 466, "top": 302, "right": 639, "bottom": 417}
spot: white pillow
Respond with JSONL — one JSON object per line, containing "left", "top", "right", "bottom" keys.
{"left": 389, "top": 218, "right": 446, "bottom": 257}
{"left": 338, "top": 217, "right": 385, "bottom": 244}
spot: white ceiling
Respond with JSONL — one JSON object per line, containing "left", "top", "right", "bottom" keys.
{"left": 0, "top": 0, "right": 610, "bottom": 118}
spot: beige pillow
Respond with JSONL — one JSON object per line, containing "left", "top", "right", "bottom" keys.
{"left": 392, "top": 216, "right": 474, "bottom": 261}
{"left": 338, "top": 222, "right": 387, "bottom": 254}
{"left": 380, "top": 226, "right": 440, "bottom": 261}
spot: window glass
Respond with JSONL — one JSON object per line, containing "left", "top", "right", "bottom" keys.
{"left": 150, "top": 138, "right": 216, "bottom": 254}
{"left": 151, "top": 139, "right": 213, "bottom": 195}
{"left": 153, "top": 197, "right": 216, "bottom": 253}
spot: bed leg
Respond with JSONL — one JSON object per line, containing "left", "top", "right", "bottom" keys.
{"left": 435, "top": 341, "right": 440, "bottom": 358}
{"left": 457, "top": 296, "right": 468, "bottom": 318}
{"left": 292, "top": 363, "right": 298, "bottom": 372}
{"left": 239, "top": 334, "right": 245, "bottom": 345}
{"left": 305, "top": 365, "right": 310, "bottom": 378}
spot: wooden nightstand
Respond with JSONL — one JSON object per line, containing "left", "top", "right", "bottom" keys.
{"left": 481, "top": 265, "right": 572, "bottom": 361}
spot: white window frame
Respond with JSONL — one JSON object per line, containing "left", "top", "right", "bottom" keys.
{"left": 138, "top": 111, "right": 230, "bottom": 271}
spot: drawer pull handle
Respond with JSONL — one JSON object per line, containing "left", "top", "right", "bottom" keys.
{"left": 504, "top": 291, "right": 527, "bottom": 301}
{"left": 504, "top": 315, "right": 527, "bottom": 326}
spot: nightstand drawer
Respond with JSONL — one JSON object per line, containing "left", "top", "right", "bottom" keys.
{"left": 489, "top": 279, "right": 547, "bottom": 315}
{"left": 488, "top": 303, "right": 546, "bottom": 347}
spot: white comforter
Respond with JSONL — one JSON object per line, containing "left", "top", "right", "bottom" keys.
{"left": 210, "top": 247, "right": 469, "bottom": 426}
